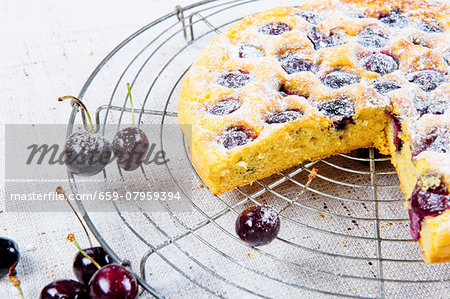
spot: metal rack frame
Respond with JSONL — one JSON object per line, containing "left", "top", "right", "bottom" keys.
{"left": 65, "top": 1, "right": 449, "bottom": 298}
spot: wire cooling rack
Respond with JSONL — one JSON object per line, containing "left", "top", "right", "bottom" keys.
{"left": 65, "top": 0, "right": 450, "bottom": 298}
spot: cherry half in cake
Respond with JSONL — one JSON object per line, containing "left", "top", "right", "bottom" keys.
{"left": 265, "top": 110, "right": 303, "bottom": 124}
{"left": 316, "top": 97, "right": 355, "bottom": 130}
{"left": 357, "top": 26, "right": 389, "bottom": 48}
{"left": 279, "top": 55, "right": 319, "bottom": 74}
{"left": 378, "top": 10, "right": 408, "bottom": 28}
{"left": 408, "top": 179, "right": 449, "bottom": 241}
{"left": 208, "top": 98, "right": 241, "bottom": 115}
{"left": 222, "top": 127, "right": 255, "bottom": 149}
{"left": 407, "top": 70, "right": 446, "bottom": 92}
{"left": 372, "top": 80, "right": 401, "bottom": 94}
{"left": 307, "top": 27, "right": 345, "bottom": 50}
{"left": 259, "top": 22, "right": 291, "bottom": 35}
{"left": 361, "top": 52, "right": 398, "bottom": 75}
{"left": 298, "top": 11, "right": 320, "bottom": 25}
{"left": 322, "top": 71, "right": 360, "bottom": 89}
{"left": 217, "top": 70, "right": 252, "bottom": 89}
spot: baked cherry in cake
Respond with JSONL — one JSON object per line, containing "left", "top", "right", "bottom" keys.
{"left": 222, "top": 127, "right": 254, "bottom": 149}
{"left": 316, "top": 98, "right": 355, "bottom": 129}
{"left": 407, "top": 70, "right": 446, "bottom": 92}
{"left": 217, "top": 70, "right": 252, "bottom": 88}
{"left": 357, "top": 26, "right": 389, "bottom": 48}
{"left": 265, "top": 110, "right": 303, "bottom": 124}
{"left": 408, "top": 209, "right": 422, "bottom": 242}
{"left": 361, "top": 53, "right": 398, "bottom": 75}
{"left": 372, "top": 80, "right": 401, "bottom": 94}
{"left": 410, "top": 182, "right": 449, "bottom": 217}
{"left": 298, "top": 11, "right": 320, "bottom": 25}
{"left": 378, "top": 10, "right": 408, "bottom": 28}
{"left": 279, "top": 55, "right": 319, "bottom": 74}
{"left": 208, "top": 98, "right": 241, "bottom": 115}
{"left": 259, "top": 22, "right": 291, "bottom": 35}
{"left": 308, "top": 27, "right": 345, "bottom": 49}
{"left": 322, "top": 71, "right": 360, "bottom": 89}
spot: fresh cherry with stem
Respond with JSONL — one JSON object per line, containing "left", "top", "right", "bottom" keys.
{"left": 112, "top": 83, "right": 150, "bottom": 171}
{"left": 236, "top": 169, "right": 318, "bottom": 246}
{"left": 67, "top": 234, "right": 139, "bottom": 299}
{"left": 59, "top": 96, "right": 112, "bottom": 176}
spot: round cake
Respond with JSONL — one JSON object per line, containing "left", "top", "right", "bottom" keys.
{"left": 178, "top": 0, "right": 450, "bottom": 263}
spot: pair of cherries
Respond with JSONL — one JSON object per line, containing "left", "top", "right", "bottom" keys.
{"left": 40, "top": 238, "right": 138, "bottom": 299}
{"left": 60, "top": 84, "right": 149, "bottom": 176}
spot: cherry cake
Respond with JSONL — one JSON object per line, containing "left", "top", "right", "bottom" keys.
{"left": 178, "top": 0, "right": 450, "bottom": 263}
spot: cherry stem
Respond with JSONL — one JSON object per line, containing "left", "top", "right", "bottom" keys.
{"left": 58, "top": 95, "right": 94, "bottom": 133}
{"left": 126, "top": 83, "right": 135, "bottom": 127}
{"left": 67, "top": 234, "right": 102, "bottom": 270}
{"left": 279, "top": 168, "right": 318, "bottom": 214}
{"left": 9, "top": 262, "right": 24, "bottom": 299}
{"left": 57, "top": 186, "right": 93, "bottom": 248}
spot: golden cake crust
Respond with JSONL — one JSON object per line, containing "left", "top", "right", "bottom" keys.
{"left": 178, "top": 0, "right": 450, "bottom": 263}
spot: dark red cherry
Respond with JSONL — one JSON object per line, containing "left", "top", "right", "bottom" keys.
{"left": 316, "top": 98, "right": 355, "bottom": 130}
{"left": 238, "top": 45, "right": 264, "bottom": 59}
{"left": 236, "top": 205, "right": 280, "bottom": 246}
{"left": 391, "top": 116, "right": 403, "bottom": 152}
{"left": 221, "top": 127, "right": 254, "bottom": 149}
{"left": 378, "top": 10, "right": 408, "bottom": 28}
{"left": 258, "top": 22, "right": 291, "bottom": 35}
{"left": 89, "top": 264, "right": 138, "bottom": 299}
{"left": 280, "top": 55, "right": 318, "bottom": 74}
{"left": 413, "top": 98, "right": 447, "bottom": 117}
{"left": 372, "top": 80, "right": 401, "bottom": 94}
{"left": 308, "top": 27, "right": 344, "bottom": 50}
{"left": 64, "top": 131, "right": 112, "bottom": 176}
{"left": 420, "top": 22, "right": 443, "bottom": 33}
{"left": 40, "top": 279, "right": 89, "bottom": 299}
{"left": 112, "top": 127, "right": 149, "bottom": 171}
{"left": 0, "top": 237, "right": 19, "bottom": 278}
{"left": 322, "top": 71, "right": 360, "bottom": 89}
{"left": 298, "top": 11, "right": 320, "bottom": 25}
{"left": 265, "top": 110, "right": 303, "bottom": 124}
{"left": 357, "top": 26, "right": 389, "bottom": 48}
{"left": 407, "top": 70, "right": 446, "bottom": 92}
{"left": 217, "top": 70, "right": 252, "bottom": 89}
{"left": 73, "top": 247, "right": 113, "bottom": 285}
{"left": 208, "top": 98, "right": 241, "bottom": 115}
{"left": 361, "top": 53, "right": 398, "bottom": 75}
{"left": 408, "top": 209, "right": 423, "bottom": 241}
{"left": 410, "top": 183, "right": 449, "bottom": 217}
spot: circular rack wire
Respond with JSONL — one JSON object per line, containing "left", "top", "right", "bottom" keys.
{"left": 66, "top": 0, "right": 450, "bottom": 298}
